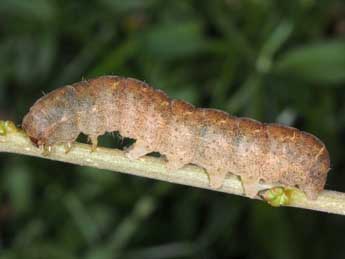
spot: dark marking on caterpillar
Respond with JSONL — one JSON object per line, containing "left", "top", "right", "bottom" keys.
{"left": 22, "top": 76, "right": 331, "bottom": 200}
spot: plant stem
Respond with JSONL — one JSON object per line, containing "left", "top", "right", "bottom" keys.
{"left": 1, "top": 121, "right": 345, "bottom": 216}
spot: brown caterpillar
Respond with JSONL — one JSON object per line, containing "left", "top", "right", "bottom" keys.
{"left": 22, "top": 76, "right": 330, "bottom": 200}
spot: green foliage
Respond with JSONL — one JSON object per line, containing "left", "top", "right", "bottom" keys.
{"left": 1, "top": 0, "right": 345, "bottom": 258}
{"left": 276, "top": 41, "right": 345, "bottom": 84}
{"left": 259, "top": 187, "right": 292, "bottom": 207}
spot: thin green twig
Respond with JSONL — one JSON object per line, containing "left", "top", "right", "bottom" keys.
{"left": 1, "top": 120, "right": 345, "bottom": 216}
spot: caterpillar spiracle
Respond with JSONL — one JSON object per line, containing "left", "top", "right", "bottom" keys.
{"left": 22, "top": 76, "right": 331, "bottom": 200}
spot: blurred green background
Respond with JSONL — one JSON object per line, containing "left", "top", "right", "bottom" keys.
{"left": 1, "top": 0, "right": 345, "bottom": 258}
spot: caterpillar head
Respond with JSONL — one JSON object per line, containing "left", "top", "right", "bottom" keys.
{"left": 22, "top": 87, "right": 79, "bottom": 147}
{"left": 22, "top": 111, "right": 47, "bottom": 147}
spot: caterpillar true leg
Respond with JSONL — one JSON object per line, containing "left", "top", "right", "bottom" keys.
{"left": 40, "top": 144, "right": 53, "bottom": 156}
{"left": 88, "top": 135, "right": 99, "bottom": 152}
{"left": 64, "top": 142, "right": 73, "bottom": 154}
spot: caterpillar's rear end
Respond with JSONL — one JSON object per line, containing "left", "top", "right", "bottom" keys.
{"left": 22, "top": 76, "right": 331, "bottom": 200}
{"left": 262, "top": 124, "right": 330, "bottom": 200}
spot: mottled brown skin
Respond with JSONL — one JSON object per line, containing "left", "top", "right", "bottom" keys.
{"left": 22, "top": 76, "right": 331, "bottom": 200}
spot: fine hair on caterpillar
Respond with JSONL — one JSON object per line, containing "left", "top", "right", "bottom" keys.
{"left": 22, "top": 76, "right": 331, "bottom": 200}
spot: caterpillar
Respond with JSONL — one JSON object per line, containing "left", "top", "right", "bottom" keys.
{"left": 22, "top": 76, "right": 330, "bottom": 200}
